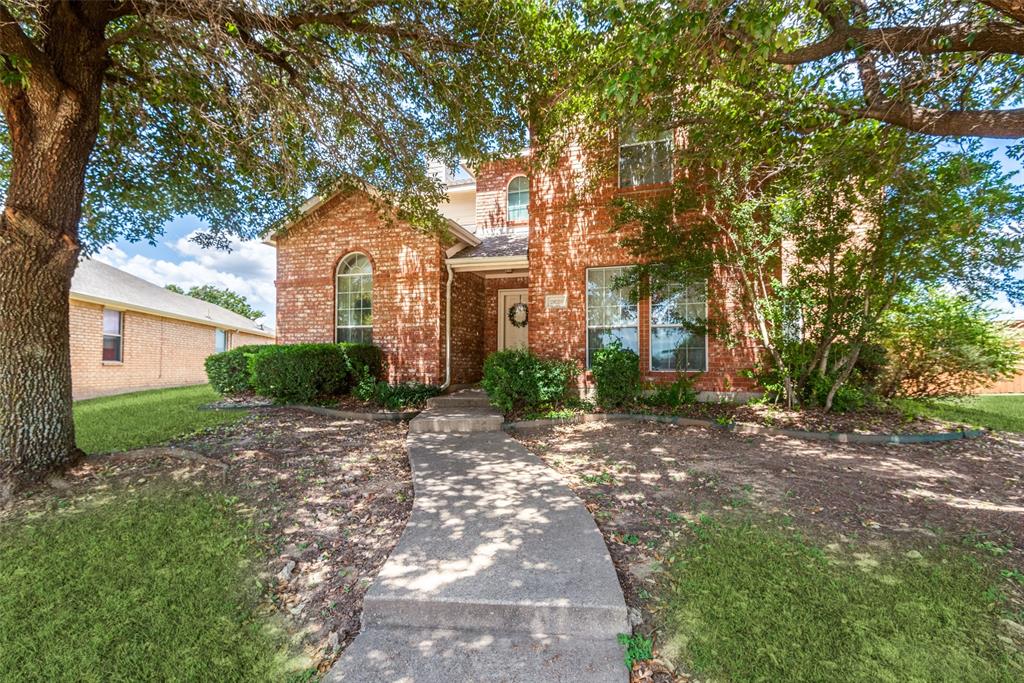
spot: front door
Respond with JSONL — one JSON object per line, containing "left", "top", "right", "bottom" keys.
{"left": 498, "top": 289, "right": 529, "bottom": 351}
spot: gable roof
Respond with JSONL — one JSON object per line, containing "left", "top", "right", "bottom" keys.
{"left": 71, "top": 259, "right": 274, "bottom": 337}
{"left": 264, "top": 187, "right": 480, "bottom": 249}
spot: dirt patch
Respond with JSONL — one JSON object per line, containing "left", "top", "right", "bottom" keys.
{"left": 514, "top": 421, "right": 1024, "bottom": 677}
{"left": 593, "top": 402, "right": 957, "bottom": 434}
{"left": 3, "top": 408, "right": 412, "bottom": 674}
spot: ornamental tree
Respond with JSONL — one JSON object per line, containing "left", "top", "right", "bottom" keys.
{"left": 0, "top": 0, "right": 546, "bottom": 492}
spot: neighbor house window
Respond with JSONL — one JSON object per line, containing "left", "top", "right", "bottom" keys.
{"left": 650, "top": 280, "right": 707, "bottom": 372}
{"left": 507, "top": 175, "right": 529, "bottom": 222}
{"left": 336, "top": 253, "right": 372, "bottom": 344}
{"left": 102, "top": 309, "right": 123, "bottom": 362}
{"left": 215, "top": 328, "right": 230, "bottom": 353}
{"left": 586, "top": 266, "right": 638, "bottom": 367}
{"left": 618, "top": 128, "right": 672, "bottom": 188}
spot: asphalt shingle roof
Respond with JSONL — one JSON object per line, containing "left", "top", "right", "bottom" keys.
{"left": 71, "top": 259, "right": 273, "bottom": 336}
{"left": 450, "top": 231, "right": 528, "bottom": 259}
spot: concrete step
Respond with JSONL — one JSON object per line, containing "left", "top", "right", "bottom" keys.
{"left": 361, "top": 593, "right": 627, "bottom": 638}
{"left": 324, "top": 626, "right": 626, "bottom": 683}
{"left": 408, "top": 408, "right": 504, "bottom": 433}
{"left": 426, "top": 389, "right": 493, "bottom": 410}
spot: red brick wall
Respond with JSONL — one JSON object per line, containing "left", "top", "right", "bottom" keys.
{"left": 475, "top": 157, "right": 530, "bottom": 233}
{"left": 450, "top": 272, "right": 485, "bottom": 384}
{"left": 69, "top": 299, "right": 272, "bottom": 400}
{"left": 484, "top": 277, "right": 530, "bottom": 358}
{"left": 275, "top": 191, "right": 447, "bottom": 384}
{"left": 527, "top": 143, "right": 759, "bottom": 391}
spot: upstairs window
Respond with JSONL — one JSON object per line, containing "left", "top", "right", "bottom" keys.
{"left": 215, "top": 328, "right": 231, "bottom": 354}
{"left": 102, "top": 309, "right": 123, "bottom": 362}
{"left": 507, "top": 176, "right": 529, "bottom": 222}
{"left": 618, "top": 128, "right": 672, "bottom": 188}
{"left": 650, "top": 280, "right": 707, "bottom": 372}
{"left": 586, "top": 266, "right": 639, "bottom": 367}
{"left": 336, "top": 253, "right": 373, "bottom": 344}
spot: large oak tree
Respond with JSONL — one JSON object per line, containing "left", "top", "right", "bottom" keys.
{"left": 0, "top": 0, "right": 543, "bottom": 494}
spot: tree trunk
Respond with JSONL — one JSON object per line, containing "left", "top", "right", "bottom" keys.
{"left": 0, "top": 5, "right": 106, "bottom": 495}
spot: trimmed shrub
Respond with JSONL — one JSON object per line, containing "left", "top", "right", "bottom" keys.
{"left": 249, "top": 343, "right": 383, "bottom": 403}
{"left": 204, "top": 345, "right": 268, "bottom": 395}
{"left": 481, "top": 349, "right": 580, "bottom": 416}
{"left": 591, "top": 341, "right": 642, "bottom": 409}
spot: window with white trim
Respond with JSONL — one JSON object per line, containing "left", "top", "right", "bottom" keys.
{"left": 618, "top": 128, "right": 672, "bottom": 188}
{"left": 650, "top": 280, "right": 707, "bottom": 372}
{"left": 586, "top": 266, "right": 639, "bottom": 367}
{"left": 507, "top": 175, "right": 529, "bottom": 222}
{"left": 102, "top": 309, "right": 123, "bottom": 362}
{"left": 215, "top": 328, "right": 231, "bottom": 354}
{"left": 336, "top": 253, "right": 372, "bottom": 344}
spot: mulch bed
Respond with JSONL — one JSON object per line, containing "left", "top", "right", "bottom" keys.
{"left": 3, "top": 408, "right": 412, "bottom": 674}
{"left": 592, "top": 401, "right": 957, "bottom": 434}
{"left": 515, "top": 421, "right": 1024, "bottom": 681}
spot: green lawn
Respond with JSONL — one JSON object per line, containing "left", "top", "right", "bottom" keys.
{"left": 661, "top": 518, "right": 1023, "bottom": 682}
{"left": 896, "top": 394, "right": 1024, "bottom": 433}
{"left": 0, "top": 490, "right": 302, "bottom": 681}
{"left": 74, "top": 384, "right": 247, "bottom": 454}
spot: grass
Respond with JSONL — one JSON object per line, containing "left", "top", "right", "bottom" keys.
{"left": 895, "top": 394, "right": 1024, "bottom": 433}
{"left": 661, "top": 517, "right": 1023, "bottom": 682}
{"left": 0, "top": 488, "right": 302, "bottom": 682}
{"left": 74, "top": 384, "right": 247, "bottom": 454}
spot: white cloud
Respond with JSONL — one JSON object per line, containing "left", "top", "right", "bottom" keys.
{"left": 96, "top": 232, "right": 277, "bottom": 325}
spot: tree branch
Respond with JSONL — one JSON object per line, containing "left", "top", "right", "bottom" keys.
{"left": 772, "top": 21, "right": 1024, "bottom": 65}
{"left": 0, "top": 1, "right": 58, "bottom": 89}
{"left": 847, "top": 100, "right": 1024, "bottom": 137}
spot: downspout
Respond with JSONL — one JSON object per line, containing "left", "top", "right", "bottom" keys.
{"left": 440, "top": 262, "right": 454, "bottom": 390}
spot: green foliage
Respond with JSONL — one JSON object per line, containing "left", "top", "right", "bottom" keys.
{"left": 352, "top": 374, "right": 441, "bottom": 411}
{"left": 0, "top": 489, "right": 298, "bottom": 680}
{"left": 481, "top": 349, "right": 580, "bottom": 416}
{"left": 542, "top": 3, "right": 1024, "bottom": 411}
{"left": 617, "top": 632, "right": 653, "bottom": 670}
{"left": 896, "top": 395, "right": 1024, "bottom": 434}
{"left": 166, "top": 284, "right": 264, "bottom": 321}
{"left": 204, "top": 344, "right": 268, "bottom": 395}
{"left": 591, "top": 341, "right": 642, "bottom": 410}
{"left": 73, "top": 385, "right": 247, "bottom": 454}
{"left": 662, "top": 517, "right": 1024, "bottom": 681}
{"left": 249, "top": 343, "right": 383, "bottom": 404}
{"left": 641, "top": 374, "right": 698, "bottom": 409}
{"left": 877, "top": 290, "right": 1024, "bottom": 399}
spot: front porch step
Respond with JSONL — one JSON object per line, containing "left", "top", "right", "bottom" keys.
{"left": 408, "top": 408, "right": 504, "bottom": 433}
{"left": 425, "top": 388, "right": 493, "bottom": 410}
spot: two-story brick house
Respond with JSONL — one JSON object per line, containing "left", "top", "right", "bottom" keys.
{"left": 270, "top": 138, "right": 760, "bottom": 397}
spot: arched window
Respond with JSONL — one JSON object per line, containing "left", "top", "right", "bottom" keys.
{"left": 335, "top": 253, "right": 372, "bottom": 344}
{"left": 507, "top": 176, "right": 529, "bottom": 223}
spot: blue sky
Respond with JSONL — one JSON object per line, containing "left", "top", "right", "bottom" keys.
{"left": 95, "top": 140, "right": 1024, "bottom": 327}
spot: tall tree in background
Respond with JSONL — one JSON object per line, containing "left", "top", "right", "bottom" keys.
{"left": 165, "top": 284, "right": 264, "bottom": 321}
{"left": 0, "top": 0, "right": 546, "bottom": 492}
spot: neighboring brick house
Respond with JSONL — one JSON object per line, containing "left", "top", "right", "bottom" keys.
{"left": 70, "top": 259, "right": 275, "bottom": 399}
{"left": 271, "top": 140, "right": 761, "bottom": 397}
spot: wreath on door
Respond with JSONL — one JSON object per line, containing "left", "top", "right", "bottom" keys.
{"left": 507, "top": 302, "right": 528, "bottom": 328}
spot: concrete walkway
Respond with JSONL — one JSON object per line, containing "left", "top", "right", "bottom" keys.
{"left": 326, "top": 390, "right": 628, "bottom": 682}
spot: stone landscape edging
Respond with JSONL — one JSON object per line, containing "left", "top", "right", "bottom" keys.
{"left": 292, "top": 404, "right": 420, "bottom": 422}
{"left": 504, "top": 412, "right": 987, "bottom": 445}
